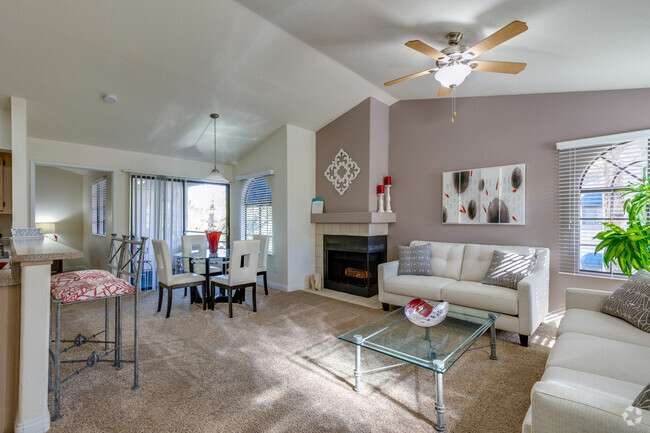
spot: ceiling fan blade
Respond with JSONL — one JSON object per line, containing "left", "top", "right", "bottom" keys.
{"left": 405, "top": 40, "right": 448, "bottom": 61}
{"left": 438, "top": 86, "right": 452, "bottom": 97}
{"left": 384, "top": 69, "right": 434, "bottom": 86}
{"left": 466, "top": 21, "right": 528, "bottom": 57}
{"left": 471, "top": 60, "right": 526, "bottom": 74}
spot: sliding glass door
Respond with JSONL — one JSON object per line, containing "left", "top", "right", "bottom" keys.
{"left": 130, "top": 174, "right": 229, "bottom": 290}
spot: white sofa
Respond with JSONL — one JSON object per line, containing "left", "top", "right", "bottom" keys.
{"left": 523, "top": 288, "right": 650, "bottom": 433}
{"left": 378, "top": 241, "right": 550, "bottom": 346}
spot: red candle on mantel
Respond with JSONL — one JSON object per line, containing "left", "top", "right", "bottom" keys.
{"left": 377, "top": 184, "right": 385, "bottom": 194}
{"left": 384, "top": 176, "right": 392, "bottom": 186}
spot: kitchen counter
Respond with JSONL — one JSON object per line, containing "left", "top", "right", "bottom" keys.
{"left": 0, "top": 237, "right": 81, "bottom": 287}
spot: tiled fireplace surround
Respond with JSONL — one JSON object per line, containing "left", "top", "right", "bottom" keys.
{"left": 314, "top": 223, "right": 389, "bottom": 284}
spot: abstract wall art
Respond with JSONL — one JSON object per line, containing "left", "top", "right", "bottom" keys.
{"left": 442, "top": 163, "right": 525, "bottom": 225}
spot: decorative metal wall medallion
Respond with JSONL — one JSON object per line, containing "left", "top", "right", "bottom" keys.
{"left": 324, "top": 149, "right": 361, "bottom": 196}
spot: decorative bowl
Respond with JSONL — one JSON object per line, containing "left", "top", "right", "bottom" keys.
{"left": 404, "top": 299, "right": 449, "bottom": 327}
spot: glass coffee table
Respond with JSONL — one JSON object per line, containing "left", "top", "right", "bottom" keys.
{"left": 339, "top": 304, "right": 499, "bottom": 432}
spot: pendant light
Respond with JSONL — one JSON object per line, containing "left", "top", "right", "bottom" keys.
{"left": 204, "top": 113, "right": 229, "bottom": 183}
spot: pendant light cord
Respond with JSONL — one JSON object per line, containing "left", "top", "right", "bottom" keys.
{"left": 213, "top": 117, "right": 217, "bottom": 169}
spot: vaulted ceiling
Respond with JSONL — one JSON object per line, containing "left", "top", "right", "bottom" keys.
{"left": 0, "top": 0, "right": 648, "bottom": 164}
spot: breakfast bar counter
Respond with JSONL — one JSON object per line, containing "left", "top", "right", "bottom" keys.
{"left": 1, "top": 237, "right": 82, "bottom": 433}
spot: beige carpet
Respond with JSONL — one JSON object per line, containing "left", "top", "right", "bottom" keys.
{"left": 48, "top": 288, "right": 555, "bottom": 433}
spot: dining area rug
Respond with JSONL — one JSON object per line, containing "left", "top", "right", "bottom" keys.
{"left": 48, "top": 288, "right": 555, "bottom": 432}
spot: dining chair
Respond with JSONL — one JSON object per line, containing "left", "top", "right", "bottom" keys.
{"left": 49, "top": 234, "right": 146, "bottom": 421}
{"left": 252, "top": 234, "right": 270, "bottom": 295}
{"left": 152, "top": 239, "right": 206, "bottom": 317}
{"left": 210, "top": 239, "right": 260, "bottom": 318}
{"left": 181, "top": 234, "right": 223, "bottom": 276}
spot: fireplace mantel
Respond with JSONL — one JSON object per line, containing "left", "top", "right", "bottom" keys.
{"left": 310, "top": 212, "right": 396, "bottom": 224}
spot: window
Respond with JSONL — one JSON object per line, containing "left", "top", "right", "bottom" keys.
{"left": 91, "top": 178, "right": 107, "bottom": 236}
{"left": 185, "top": 181, "right": 230, "bottom": 248}
{"left": 241, "top": 176, "right": 272, "bottom": 253}
{"left": 558, "top": 131, "right": 650, "bottom": 276}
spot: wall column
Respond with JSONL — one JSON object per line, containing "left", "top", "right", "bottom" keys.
{"left": 11, "top": 97, "right": 28, "bottom": 227}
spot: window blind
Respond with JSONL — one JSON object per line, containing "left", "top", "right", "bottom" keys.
{"left": 241, "top": 176, "right": 273, "bottom": 253}
{"left": 91, "top": 178, "right": 107, "bottom": 236}
{"left": 558, "top": 135, "right": 650, "bottom": 276}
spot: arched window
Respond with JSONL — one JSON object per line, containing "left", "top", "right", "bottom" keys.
{"left": 558, "top": 132, "right": 649, "bottom": 276}
{"left": 241, "top": 176, "right": 273, "bottom": 253}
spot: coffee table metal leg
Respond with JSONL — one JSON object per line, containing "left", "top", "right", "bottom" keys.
{"left": 490, "top": 323, "right": 498, "bottom": 360}
{"left": 434, "top": 372, "right": 445, "bottom": 432}
{"left": 354, "top": 334, "right": 362, "bottom": 392}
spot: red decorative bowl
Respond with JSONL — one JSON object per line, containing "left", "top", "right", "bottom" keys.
{"left": 404, "top": 299, "right": 449, "bottom": 327}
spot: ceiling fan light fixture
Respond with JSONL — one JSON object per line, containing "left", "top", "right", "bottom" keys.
{"left": 434, "top": 63, "right": 472, "bottom": 88}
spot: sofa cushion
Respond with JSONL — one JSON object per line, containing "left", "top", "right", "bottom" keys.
{"left": 601, "top": 272, "right": 650, "bottom": 333}
{"left": 410, "top": 241, "right": 465, "bottom": 280}
{"left": 481, "top": 250, "right": 537, "bottom": 289}
{"left": 382, "top": 275, "right": 455, "bottom": 301}
{"left": 398, "top": 244, "right": 433, "bottom": 276}
{"left": 542, "top": 366, "right": 644, "bottom": 404}
{"left": 440, "top": 281, "right": 518, "bottom": 315}
{"left": 460, "top": 243, "right": 536, "bottom": 282}
{"left": 547, "top": 332, "right": 650, "bottom": 386}
{"left": 558, "top": 309, "right": 650, "bottom": 348}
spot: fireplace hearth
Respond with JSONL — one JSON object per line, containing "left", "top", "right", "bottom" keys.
{"left": 324, "top": 235, "right": 387, "bottom": 297}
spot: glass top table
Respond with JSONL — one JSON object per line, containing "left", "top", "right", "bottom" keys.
{"left": 173, "top": 249, "right": 230, "bottom": 307}
{"left": 339, "top": 304, "right": 499, "bottom": 432}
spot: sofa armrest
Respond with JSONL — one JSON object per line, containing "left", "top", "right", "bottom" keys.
{"left": 517, "top": 264, "right": 549, "bottom": 336}
{"left": 530, "top": 381, "right": 649, "bottom": 433}
{"left": 565, "top": 288, "right": 612, "bottom": 312}
{"left": 378, "top": 260, "right": 399, "bottom": 302}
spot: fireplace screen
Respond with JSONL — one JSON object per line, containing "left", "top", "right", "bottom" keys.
{"left": 323, "top": 235, "right": 387, "bottom": 297}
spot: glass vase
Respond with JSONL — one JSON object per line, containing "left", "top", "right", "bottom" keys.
{"left": 205, "top": 230, "right": 222, "bottom": 253}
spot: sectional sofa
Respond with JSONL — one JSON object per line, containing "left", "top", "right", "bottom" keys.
{"left": 378, "top": 240, "right": 550, "bottom": 346}
{"left": 523, "top": 287, "right": 650, "bottom": 432}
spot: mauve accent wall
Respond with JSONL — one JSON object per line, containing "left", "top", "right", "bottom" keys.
{"left": 316, "top": 97, "right": 389, "bottom": 212}
{"left": 388, "top": 88, "right": 650, "bottom": 313}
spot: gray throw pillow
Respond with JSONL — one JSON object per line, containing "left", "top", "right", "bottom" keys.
{"left": 633, "top": 383, "right": 650, "bottom": 410}
{"left": 481, "top": 250, "right": 537, "bottom": 289}
{"left": 601, "top": 270, "right": 650, "bottom": 333}
{"left": 398, "top": 244, "right": 432, "bottom": 276}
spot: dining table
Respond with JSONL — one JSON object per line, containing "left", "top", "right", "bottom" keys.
{"left": 174, "top": 249, "right": 231, "bottom": 309}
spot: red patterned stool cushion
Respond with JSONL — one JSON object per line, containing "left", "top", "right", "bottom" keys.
{"left": 51, "top": 270, "right": 135, "bottom": 304}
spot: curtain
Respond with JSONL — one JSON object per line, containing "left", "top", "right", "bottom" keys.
{"left": 130, "top": 174, "right": 184, "bottom": 289}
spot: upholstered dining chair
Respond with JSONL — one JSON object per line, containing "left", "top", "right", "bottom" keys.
{"left": 152, "top": 239, "right": 206, "bottom": 317}
{"left": 181, "top": 234, "right": 223, "bottom": 276}
{"left": 210, "top": 239, "right": 260, "bottom": 318}
{"left": 49, "top": 234, "right": 146, "bottom": 421}
{"left": 252, "top": 234, "right": 270, "bottom": 295}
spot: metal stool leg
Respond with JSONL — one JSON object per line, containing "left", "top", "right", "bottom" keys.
{"left": 133, "top": 291, "right": 139, "bottom": 390}
{"left": 48, "top": 302, "right": 53, "bottom": 393}
{"left": 52, "top": 300, "right": 62, "bottom": 421}
{"left": 115, "top": 297, "right": 123, "bottom": 370}
{"left": 104, "top": 298, "right": 109, "bottom": 351}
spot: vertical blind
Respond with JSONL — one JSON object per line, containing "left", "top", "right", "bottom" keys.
{"left": 91, "top": 178, "right": 107, "bottom": 236}
{"left": 241, "top": 176, "right": 273, "bottom": 253}
{"left": 558, "top": 136, "right": 650, "bottom": 276}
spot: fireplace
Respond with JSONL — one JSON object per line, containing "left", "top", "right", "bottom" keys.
{"left": 323, "top": 235, "right": 387, "bottom": 297}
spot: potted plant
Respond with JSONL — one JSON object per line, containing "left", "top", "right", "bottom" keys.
{"left": 594, "top": 167, "right": 650, "bottom": 276}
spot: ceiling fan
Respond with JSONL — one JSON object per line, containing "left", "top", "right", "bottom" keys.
{"left": 385, "top": 20, "right": 528, "bottom": 97}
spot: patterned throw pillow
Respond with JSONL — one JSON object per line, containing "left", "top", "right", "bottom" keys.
{"left": 601, "top": 271, "right": 650, "bottom": 333}
{"left": 633, "top": 383, "right": 650, "bottom": 410}
{"left": 398, "top": 244, "right": 432, "bottom": 276}
{"left": 481, "top": 250, "right": 537, "bottom": 289}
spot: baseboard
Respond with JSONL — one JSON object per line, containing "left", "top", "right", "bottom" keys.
{"left": 15, "top": 412, "right": 50, "bottom": 433}
{"left": 266, "top": 281, "right": 308, "bottom": 292}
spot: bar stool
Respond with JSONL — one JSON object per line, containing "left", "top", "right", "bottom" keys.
{"left": 49, "top": 234, "right": 146, "bottom": 421}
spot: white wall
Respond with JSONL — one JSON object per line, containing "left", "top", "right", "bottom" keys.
{"left": 34, "top": 166, "right": 84, "bottom": 269}
{"left": 11, "top": 97, "right": 27, "bottom": 227}
{"left": 286, "top": 125, "right": 315, "bottom": 290}
{"left": 233, "top": 124, "right": 315, "bottom": 291}
{"left": 233, "top": 126, "right": 288, "bottom": 289}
